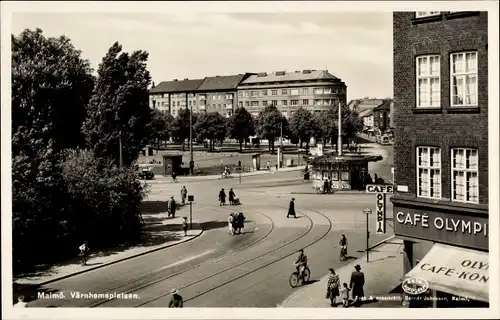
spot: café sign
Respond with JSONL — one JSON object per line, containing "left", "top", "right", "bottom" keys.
{"left": 394, "top": 207, "right": 488, "bottom": 250}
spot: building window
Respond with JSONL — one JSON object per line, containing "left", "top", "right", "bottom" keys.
{"left": 238, "top": 102, "right": 243, "bottom": 107}
{"left": 451, "top": 148, "right": 479, "bottom": 203}
{"left": 290, "top": 88, "right": 299, "bottom": 95}
{"left": 238, "top": 91, "right": 243, "bottom": 97}
{"left": 314, "top": 88, "right": 323, "bottom": 95}
{"left": 245, "top": 91, "right": 251, "bottom": 97}
{"left": 303, "top": 99, "right": 309, "bottom": 105}
{"left": 282, "top": 89, "right": 288, "bottom": 95}
{"left": 245, "top": 101, "right": 250, "bottom": 107}
{"left": 282, "top": 100, "right": 288, "bottom": 106}
{"left": 301, "top": 88, "right": 309, "bottom": 95}
{"left": 251, "top": 101, "right": 259, "bottom": 107}
{"left": 262, "top": 101, "right": 267, "bottom": 106}
{"left": 416, "top": 12, "right": 440, "bottom": 18}
{"left": 291, "top": 100, "right": 299, "bottom": 106}
{"left": 323, "top": 88, "right": 332, "bottom": 94}
{"left": 416, "top": 55, "right": 440, "bottom": 108}
{"left": 450, "top": 52, "right": 478, "bottom": 106}
{"left": 262, "top": 90, "right": 268, "bottom": 96}
{"left": 251, "top": 91, "right": 260, "bottom": 97}
{"left": 177, "top": 101, "right": 180, "bottom": 106}
{"left": 314, "top": 99, "right": 322, "bottom": 105}
{"left": 271, "top": 90, "right": 278, "bottom": 96}
{"left": 416, "top": 147, "right": 441, "bottom": 199}
{"left": 271, "top": 100, "right": 277, "bottom": 106}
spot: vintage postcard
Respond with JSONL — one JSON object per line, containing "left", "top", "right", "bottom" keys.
{"left": 1, "top": 1, "right": 499, "bottom": 319}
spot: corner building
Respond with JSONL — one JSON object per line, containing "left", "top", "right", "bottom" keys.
{"left": 236, "top": 70, "right": 347, "bottom": 118}
{"left": 391, "top": 11, "right": 489, "bottom": 307}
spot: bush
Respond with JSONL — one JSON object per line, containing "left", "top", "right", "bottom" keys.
{"left": 12, "top": 149, "right": 147, "bottom": 272}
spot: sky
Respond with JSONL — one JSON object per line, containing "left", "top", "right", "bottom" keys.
{"left": 10, "top": 9, "right": 393, "bottom": 101}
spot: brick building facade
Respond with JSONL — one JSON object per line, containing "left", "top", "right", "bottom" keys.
{"left": 391, "top": 11, "right": 489, "bottom": 307}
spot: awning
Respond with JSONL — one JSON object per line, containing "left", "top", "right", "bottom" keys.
{"left": 404, "top": 243, "right": 489, "bottom": 302}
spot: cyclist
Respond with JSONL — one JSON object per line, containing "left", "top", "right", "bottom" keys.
{"left": 79, "top": 240, "right": 90, "bottom": 266}
{"left": 339, "top": 234, "right": 348, "bottom": 258}
{"left": 294, "top": 249, "right": 308, "bottom": 278}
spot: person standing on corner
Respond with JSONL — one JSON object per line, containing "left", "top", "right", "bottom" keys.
{"left": 181, "top": 186, "right": 187, "bottom": 205}
{"left": 168, "top": 289, "right": 183, "bottom": 308}
{"left": 350, "top": 264, "right": 365, "bottom": 305}
{"left": 326, "top": 268, "right": 340, "bottom": 307}
{"left": 219, "top": 188, "right": 226, "bottom": 206}
{"left": 287, "top": 198, "right": 297, "bottom": 218}
{"left": 182, "top": 217, "right": 188, "bottom": 236}
{"left": 228, "top": 188, "right": 235, "bottom": 205}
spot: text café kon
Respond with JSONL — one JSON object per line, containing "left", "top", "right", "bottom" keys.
{"left": 396, "top": 212, "right": 488, "bottom": 236}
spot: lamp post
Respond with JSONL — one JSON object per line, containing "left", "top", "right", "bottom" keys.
{"left": 119, "top": 130, "right": 123, "bottom": 167}
{"left": 279, "top": 121, "right": 283, "bottom": 168}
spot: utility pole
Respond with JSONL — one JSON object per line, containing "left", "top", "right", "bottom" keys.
{"left": 338, "top": 101, "right": 342, "bottom": 156}
{"left": 119, "top": 130, "right": 123, "bottom": 167}
{"left": 189, "top": 104, "right": 194, "bottom": 175}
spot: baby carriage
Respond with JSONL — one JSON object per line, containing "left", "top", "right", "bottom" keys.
{"left": 233, "top": 196, "right": 241, "bottom": 205}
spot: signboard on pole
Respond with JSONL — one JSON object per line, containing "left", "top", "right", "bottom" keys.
{"left": 376, "top": 193, "right": 386, "bottom": 234}
{"left": 365, "top": 184, "right": 394, "bottom": 194}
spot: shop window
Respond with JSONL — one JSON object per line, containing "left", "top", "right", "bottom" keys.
{"left": 331, "top": 171, "right": 339, "bottom": 181}
{"left": 341, "top": 171, "right": 350, "bottom": 181}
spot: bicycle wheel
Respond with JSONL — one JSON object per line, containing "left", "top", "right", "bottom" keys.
{"left": 316, "top": 188, "right": 322, "bottom": 194}
{"left": 303, "top": 268, "right": 311, "bottom": 284}
{"left": 289, "top": 272, "right": 300, "bottom": 288}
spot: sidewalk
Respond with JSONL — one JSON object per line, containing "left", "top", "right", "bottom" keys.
{"left": 13, "top": 210, "right": 203, "bottom": 286}
{"left": 148, "top": 165, "right": 306, "bottom": 183}
{"left": 280, "top": 237, "right": 405, "bottom": 308}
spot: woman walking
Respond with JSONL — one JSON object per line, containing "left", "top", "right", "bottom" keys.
{"left": 326, "top": 268, "right": 340, "bottom": 307}
{"left": 219, "top": 188, "right": 226, "bottom": 206}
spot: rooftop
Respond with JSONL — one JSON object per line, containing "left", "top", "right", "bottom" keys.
{"left": 197, "top": 73, "right": 252, "bottom": 91}
{"left": 374, "top": 99, "right": 392, "bottom": 111}
{"left": 358, "top": 108, "right": 374, "bottom": 118}
{"left": 239, "top": 70, "right": 341, "bottom": 85}
{"left": 150, "top": 78, "right": 204, "bottom": 93}
{"left": 354, "top": 99, "right": 384, "bottom": 113}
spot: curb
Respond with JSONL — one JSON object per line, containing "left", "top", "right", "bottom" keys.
{"left": 27, "top": 225, "right": 204, "bottom": 287}
{"left": 278, "top": 234, "right": 396, "bottom": 307}
{"left": 260, "top": 191, "right": 370, "bottom": 195}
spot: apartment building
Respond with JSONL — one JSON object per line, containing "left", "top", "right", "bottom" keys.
{"left": 392, "top": 11, "right": 488, "bottom": 307}
{"left": 149, "top": 78, "right": 204, "bottom": 116}
{"left": 373, "top": 99, "right": 393, "bottom": 132}
{"left": 236, "top": 70, "right": 347, "bottom": 118}
{"left": 196, "top": 74, "right": 253, "bottom": 117}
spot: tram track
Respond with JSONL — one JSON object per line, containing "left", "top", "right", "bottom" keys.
{"left": 91, "top": 201, "right": 332, "bottom": 308}
{"left": 87, "top": 204, "right": 277, "bottom": 307}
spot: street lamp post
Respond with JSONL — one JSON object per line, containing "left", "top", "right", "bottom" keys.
{"left": 363, "top": 208, "right": 372, "bottom": 262}
{"left": 279, "top": 121, "right": 283, "bottom": 168}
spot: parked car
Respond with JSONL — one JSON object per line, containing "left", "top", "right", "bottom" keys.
{"left": 138, "top": 167, "right": 155, "bottom": 180}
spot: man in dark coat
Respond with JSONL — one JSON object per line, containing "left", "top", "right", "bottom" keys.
{"left": 228, "top": 188, "right": 235, "bottom": 205}
{"left": 168, "top": 196, "right": 176, "bottom": 218}
{"left": 168, "top": 288, "right": 183, "bottom": 308}
{"left": 219, "top": 188, "right": 226, "bottom": 206}
{"left": 349, "top": 264, "right": 365, "bottom": 303}
{"left": 287, "top": 198, "right": 297, "bottom": 218}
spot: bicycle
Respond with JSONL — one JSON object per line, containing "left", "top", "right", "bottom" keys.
{"left": 338, "top": 245, "right": 347, "bottom": 261}
{"left": 289, "top": 265, "right": 311, "bottom": 288}
{"left": 316, "top": 186, "right": 336, "bottom": 194}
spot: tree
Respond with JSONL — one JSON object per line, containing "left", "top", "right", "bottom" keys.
{"left": 255, "top": 105, "right": 285, "bottom": 153}
{"left": 314, "top": 103, "right": 363, "bottom": 148}
{"left": 12, "top": 28, "right": 95, "bottom": 157}
{"left": 171, "top": 108, "right": 197, "bottom": 151}
{"left": 148, "top": 108, "right": 172, "bottom": 150}
{"left": 289, "top": 107, "right": 317, "bottom": 148}
{"left": 11, "top": 28, "right": 95, "bottom": 269}
{"left": 82, "top": 42, "right": 152, "bottom": 167}
{"left": 195, "top": 112, "right": 227, "bottom": 151}
{"left": 226, "top": 107, "right": 255, "bottom": 152}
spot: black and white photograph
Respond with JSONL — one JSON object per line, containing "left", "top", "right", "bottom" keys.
{"left": 1, "top": 1, "right": 499, "bottom": 319}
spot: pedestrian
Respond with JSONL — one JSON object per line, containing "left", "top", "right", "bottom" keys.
{"left": 287, "top": 198, "right": 297, "bottom": 218}
{"left": 171, "top": 171, "right": 178, "bottom": 183}
{"left": 182, "top": 217, "right": 188, "bottom": 236}
{"left": 168, "top": 288, "right": 183, "bottom": 308}
{"left": 168, "top": 196, "right": 176, "bottom": 218}
{"left": 228, "top": 213, "right": 235, "bottom": 235}
{"left": 79, "top": 240, "right": 90, "bottom": 266}
{"left": 323, "top": 177, "right": 330, "bottom": 194}
{"left": 267, "top": 160, "right": 271, "bottom": 171}
{"left": 350, "top": 264, "right": 365, "bottom": 304}
{"left": 181, "top": 186, "right": 187, "bottom": 205}
{"left": 14, "top": 295, "right": 28, "bottom": 308}
{"left": 340, "top": 283, "right": 350, "bottom": 307}
{"left": 228, "top": 188, "right": 235, "bottom": 205}
{"left": 219, "top": 188, "right": 226, "bottom": 206}
{"left": 374, "top": 173, "right": 379, "bottom": 184}
{"left": 326, "top": 268, "right": 340, "bottom": 307}
{"left": 236, "top": 212, "right": 245, "bottom": 234}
